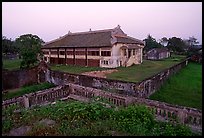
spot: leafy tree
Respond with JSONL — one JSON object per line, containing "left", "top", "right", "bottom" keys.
{"left": 167, "top": 37, "right": 187, "bottom": 54}
{"left": 159, "top": 37, "right": 169, "bottom": 46}
{"left": 185, "top": 37, "right": 200, "bottom": 56}
{"left": 15, "top": 34, "right": 44, "bottom": 68}
{"left": 188, "top": 36, "right": 199, "bottom": 47}
{"left": 2, "top": 36, "right": 18, "bottom": 54}
{"left": 143, "top": 34, "right": 163, "bottom": 52}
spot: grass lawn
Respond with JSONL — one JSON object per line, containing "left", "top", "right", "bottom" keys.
{"left": 2, "top": 100, "right": 199, "bottom": 136}
{"left": 2, "top": 59, "right": 22, "bottom": 70}
{"left": 2, "top": 82, "right": 56, "bottom": 101}
{"left": 50, "top": 64, "right": 109, "bottom": 74}
{"left": 107, "top": 55, "right": 186, "bottom": 82}
{"left": 3, "top": 59, "right": 39, "bottom": 70}
{"left": 149, "top": 62, "right": 202, "bottom": 110}
{"left": 50, "top": 55, "right": 186, "bottom": 82}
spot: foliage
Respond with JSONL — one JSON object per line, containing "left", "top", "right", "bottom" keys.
{"left": 2, "top": 36, "right": 19, "bottom": 54}
{"left": 2, "top": 100, "right": 198, "bottom": 136}
{"left": 2, "top": 82, "right": 56, "bottom": 100}
{"left": 2, "top": 59, "right": 22, "bottom": 70}
{"left": 15, "top": 34, "right": 44, "bottom": 68}
{"left": 149, "top": 62, "right": 202, "bottom": 109}
{"left": 51, "top": 55, "right": 185, "bottom": 83}
{"left": 50, "top": 64, "right": 108, "bottom": 74}
{"left": 159, "top": 37, "right": 168, "bottom": 46}
{"left": 143, "top": 34, "right": 164, "bottom": 52}
{"left": 167, "top": 37, "right": 187, "bottom": 53}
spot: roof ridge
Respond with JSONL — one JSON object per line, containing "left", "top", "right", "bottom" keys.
{"left": 43, "top": 28, "right": 114, "bottom": 45}
{"left": 115, "top": 35, "right": 144, "bottom": 44}
{"left": 67, "top": 28, "right": 113, "bottom": 35}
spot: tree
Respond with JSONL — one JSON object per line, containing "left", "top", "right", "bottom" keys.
{"left": 185, "top": 36, "right": 200, "bottom": 56}
{"left": 167, "top": 37, "right": 186, "bottom": 54}
{"left": 159, "top": 37, "right": 168, "bottom": 46}
{"left": 143, "top": 34, "right": 163, "bottom": 52}
{"left": 2, "top": 36, "right": 18, "bottom": 54}
{"left": 15, "top": 34, "right": 44, "bottom": 68}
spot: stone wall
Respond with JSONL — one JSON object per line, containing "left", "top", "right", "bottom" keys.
{"left": 2, "top": 85, "right": 71, "bottom": 110}
{"left": 2, "top": 66, "right": 38, "bottom": 90}
{"left": 46, "top": 58, "right": 190, "bottom": 98}
{"left": 2, "top": 83, "right": 202, "bottom": 131}
{"left": 2, "top": 61, "right": 49, "bottom": 91}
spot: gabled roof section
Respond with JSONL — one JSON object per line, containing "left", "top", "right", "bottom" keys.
{"left": 148, "top": 47, "right": 169, "bottom": 53}
{"left": 114, "top": 35, "right": 144, "bottom": 45}
{"left": 43, "top": 30, "right": 112, "bottom": 48}
{"left": 42, "top": 25, "right": 144, "bottom": 48}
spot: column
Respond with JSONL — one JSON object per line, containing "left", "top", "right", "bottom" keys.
{"left": 23, "top": 95, "right": 29, "bottom": 108}
{"left": 57, "top": 48, "right": 59, "bottom": 64}
{"left": 85, "top": 48, "right": 88, "bottom": 66}
{"left": 65, "top": 48, "right": 67, "bottom": 65}
{"left": 49, "top": 49, "right": 51, "bottom": 63}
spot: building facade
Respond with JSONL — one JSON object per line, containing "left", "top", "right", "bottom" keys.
{"left": 147, "top": 47, "right": 170, "bottom": 60}
{"left": 41, "top": 25, "right": 145, "bottom": 68}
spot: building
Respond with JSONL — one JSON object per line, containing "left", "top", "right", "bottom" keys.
{"left": 147, "top": 47, "right": 170, "bottom": 60}
{"left": 41, "top": 25, "right": 145, "bottom": 68}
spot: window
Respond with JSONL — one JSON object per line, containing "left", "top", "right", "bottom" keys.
{"left": 60, "top": 51, "right": 65, "bottom": 55}
{"left": 88, "top": 51, "right": 99, "bottom": 56}
{"left": 67, "top": 51, "right": 73, "bottom": 55}
{"left": 103, "top": 60, "right": 109, "bottom": 65}
{"left": 43, "top": 51, "right": 49, "bottom": 55}
{"left": 132, "top": 49, "right": 135, "bottom": 56}
{"left": 124, "top": 49, "right": 126, "bottom": 56}
{"left": 51, "top": 51, "right": 57, "bottom": 55}
{"left": 75, "top": 51, "right": 85, "bottom": 55}
{"left": 101, "top": 51, "right": 111, "bottom": 56}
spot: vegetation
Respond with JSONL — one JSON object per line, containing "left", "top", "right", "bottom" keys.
{"left": 2, "top": 82, "right": 56, "bottom": 101}
{"left": 2, "top": 100, "right": 199, "bottom": 136}
{"left": 2, "top": 59, "right": 22, "bottom": 70}
{"left": 107, "top": 54, "right": 186, "bottom": 82}
{"left": 149, "top": 62, "right": 202, "bottom": 110}
{"left": 143, "top": 35, "right": 200, "bottom": 55}
{"left": 50, "top": 64, "right": 109, "bottom": 74}
{"left": 15, "top": 34, "right": 44, "bottom": 68}
{"left": 50, "top": 55, "right": 186, "bottom": 82}
{"left": 143, "top": 34, "right": 163, "bottom": 52}
{"left": 2, "top": 36, "right": 18, "bottom": 54}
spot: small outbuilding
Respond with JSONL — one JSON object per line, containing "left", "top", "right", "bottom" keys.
{"left": 147, "top": 47, "right": 170, "bottom": 60}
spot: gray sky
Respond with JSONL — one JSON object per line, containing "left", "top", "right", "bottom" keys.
{"left": 2, "top": 2, "right": 202, "bottom": 44}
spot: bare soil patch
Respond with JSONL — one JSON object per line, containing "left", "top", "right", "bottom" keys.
{"left": 81, "top": 69, "right": 118, "bottom": 78}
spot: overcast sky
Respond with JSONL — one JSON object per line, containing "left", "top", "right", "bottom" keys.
{"left": 2, "top": 2, "right": 202, "bottom": 44}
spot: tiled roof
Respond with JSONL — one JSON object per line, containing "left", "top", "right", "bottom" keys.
{"left": 42, "top": 26, "right": 144, "bottom": 48}
{"left": 115, "top": 35, "right": 144, "bottom": 45}
{"left": 43, "top": 31, "right": 112, "bottom": 48}
{"left": 148, "top": 47, "right": 169, "bottom": 53}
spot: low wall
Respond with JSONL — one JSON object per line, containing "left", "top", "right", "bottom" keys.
{"left": 2, "top": 85, "right": 71, "bottom": 110}
{"left": 47, "top": 58, "right": 190, "bottom": 98}
{"left": 2, "top": 61, "right": 49, "bottom": 91}
{"left": 2, "top": 83, "right": 202, "bottom": 131}
{"left": 2, "top": 66, "right": 39, "bottom": 90}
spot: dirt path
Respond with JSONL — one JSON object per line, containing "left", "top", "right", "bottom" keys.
{"left": 81, "top": 69, "right": 118, "bottom": 78}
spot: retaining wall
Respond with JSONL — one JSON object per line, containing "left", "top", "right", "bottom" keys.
{"left": 47, "top": 58, "right": 190, "bottom": 98}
